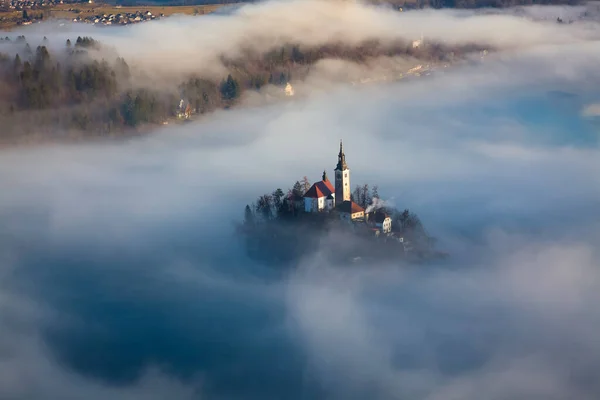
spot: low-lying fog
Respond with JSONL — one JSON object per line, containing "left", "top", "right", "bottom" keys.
{"left": 3, "top": 1, "right": 600, "bottom": 399}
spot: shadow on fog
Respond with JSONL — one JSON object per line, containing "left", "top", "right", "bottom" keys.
{"left": 15, "top": 216, "right": 316, "bottom": 398}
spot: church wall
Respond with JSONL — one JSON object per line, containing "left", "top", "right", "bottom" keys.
{"left": 335, "top": 169, "right": 351, "bottom": 206}
{"left": 304, "top": 197, "right": 313, "bottom": 213}
{"left": 318, "top": 197, "right": 325, "bottom": 210}
{"left": 305, "top": 197, "right": 327, "bottom": 212}
{"left": 351, "top": 211, "right": 364, "bottom": 220}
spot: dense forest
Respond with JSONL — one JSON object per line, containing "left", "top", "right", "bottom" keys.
{"left": 0, "top": 36, "right": 174, "bottom": 143}
{"left": 0, "top": 33, "right": 487, "bottom": 145}
{"left": 238, "top": 178, "right": 438, "bottom": 266}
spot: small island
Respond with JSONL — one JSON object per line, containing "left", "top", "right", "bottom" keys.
{"left": 238, "top": 141, "right": 446, "bottom": 266}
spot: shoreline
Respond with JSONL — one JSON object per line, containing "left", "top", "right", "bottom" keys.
{"left": 0, "top": 59, "right": 461, "bottom": 151}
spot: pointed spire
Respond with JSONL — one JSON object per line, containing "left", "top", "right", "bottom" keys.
{"left": 335, "top": 140, "right": 348, "bottom": 171}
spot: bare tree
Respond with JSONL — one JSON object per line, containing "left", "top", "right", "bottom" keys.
{"left": 300, "top": 176, "right": 311, "bottom": 193}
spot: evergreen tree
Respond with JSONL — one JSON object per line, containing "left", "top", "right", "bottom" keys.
{"left": 272, "top": 188, "right": 284, "bottom": 210}
{"left": 292, "top": 181, "right": 304, "bottom": 198}
{"left": 291, "top": 46, "right": 303, "bottom": 63}
{"left": 24, "top": 43, "right": 32, "bottom": 58}
{"left": 372, "top": 185, "right": 379, "bottom": 199}
{"left": 244, "top": 204, "right": 255, "bottom": 226}
{"left": 220, "top": 74, "right": 239, "bottom": 101}
{"left": 115, "top": 57, "right": 130, "bottom": 80}
{"left": 13, "top": 54, "right": 22, "bottom": 74}
{"left": 256, "top": 194, "right": 273, "bottom": 220}
{"left": 361, "top": 184, "right": 371, "bottom": 208}
{"left": 34, "top": 46, "right": 50, "bottom": 70}
{"left": 278, "top": 72, "right": 286, "bottom": 85}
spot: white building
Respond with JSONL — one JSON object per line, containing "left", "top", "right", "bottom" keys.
{"left": 303, "top": 171, "right": 335, "bottom": 212}
{"left": 302, "top": 141, "right": 367, "bottom": 222}
{"left": 337, "top": 200, "right": 365, "bottom": 221}
{"left": 412, "top": 33, "right": 424, "bottom": 49}
{"left": 334, "top": 140, "right": 351, "bottom": 206}
{"left": 368, "top": 211, "right": 392, "bottom": 234}
{"left": 285, "top": 82, "right": 294, "bottom": 96}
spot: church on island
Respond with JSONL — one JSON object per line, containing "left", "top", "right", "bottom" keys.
{"left": 302, "top": 141, "right": 392, "bottom": 234}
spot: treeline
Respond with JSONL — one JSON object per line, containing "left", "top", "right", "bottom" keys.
{"left": 0, "top": 37, "right": 178, "bottom": 141}
{"left": 242, "top": 177, "right": 426, "bottom": 237}
{"left": 239, "top": 178, "right": 432, "bottom": 265}
{"left": 181, "top": 39, "right": 486, "bottom": 118}
{"left": 0, "top": 34, "right": 484, "bottom": 144}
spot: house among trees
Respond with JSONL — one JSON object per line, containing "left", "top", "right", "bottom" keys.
{"left": 285, "top": 82, "right": 294, "bottom": 96}
{"left": 176, "top": 99, "right": 193, "bottom": 119}
{"left": 368, "top": 211, "right": 392, "bottom": 234}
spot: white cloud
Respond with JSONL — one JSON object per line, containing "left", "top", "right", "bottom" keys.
{"left": 3, "top": 2, "right": 600, "bottom": 399}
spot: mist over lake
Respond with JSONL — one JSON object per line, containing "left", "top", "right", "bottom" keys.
{"left": 3, "top": 3, "right": 600, "bottom": 399}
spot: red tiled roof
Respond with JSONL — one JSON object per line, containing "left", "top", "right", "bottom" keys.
{"left": 304, "top": 180, "right": 334, "bottom": 199}
{"left": 322, "top": 178, "right": 334, "bottom": 192}
{"left": 336, "top": 200, "right": 365, "bottom": 214}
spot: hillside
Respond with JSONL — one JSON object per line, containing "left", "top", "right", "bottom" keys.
{"left": 0, "top": 34, "right": 487, "bottom": 146}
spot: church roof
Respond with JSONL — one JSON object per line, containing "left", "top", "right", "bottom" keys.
{"left": 304, "top": 180, "right": 334, "bottom": 199}
{"left": 336, "top": 200, "right": 365, "bottom": 214}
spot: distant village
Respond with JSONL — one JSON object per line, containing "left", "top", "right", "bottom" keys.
{"left": 2, "top": 0, "right": 83, "bottom": 13}
{"left": 71, "top": 8, "right": 159, "bottom": 26}
{"left": 0, "top": 0, "right": 162, "bottom": 27}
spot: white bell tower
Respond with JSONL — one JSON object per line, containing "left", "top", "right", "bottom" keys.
{"left": 334, "top": 140, "right": 351, "bottom": 206}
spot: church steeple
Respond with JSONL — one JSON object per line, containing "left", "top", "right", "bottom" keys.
{"left": 334, "top": 140, "right": 351, "bottom": 206}
{"left": 336, "top": 140, "right": 348, "bottom": 171}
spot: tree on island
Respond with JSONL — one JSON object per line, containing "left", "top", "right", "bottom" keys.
{"left": 220, "top": 74, "right": 240, "bottom": 102}
{"left": 372, "top": 185, "right": 379, "bottom": 199}
{"left": 352, "top": 184, "right": 372, "bottom": 209}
